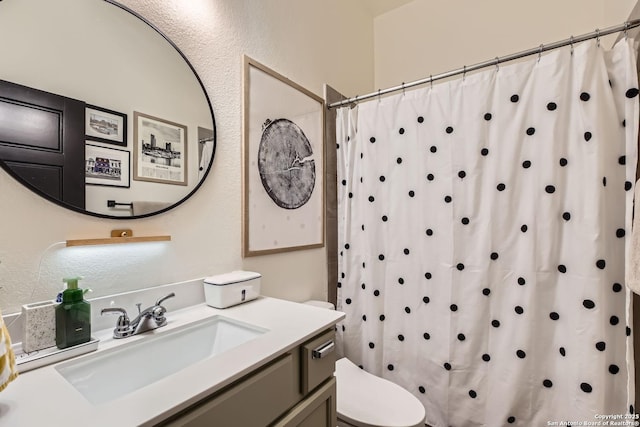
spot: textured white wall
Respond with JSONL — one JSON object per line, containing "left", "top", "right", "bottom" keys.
{"left": 0, "top": 0, "right": 374, "bottom": 314}
{"left": 374, "top": 0, "right": 637, "bottom": 90}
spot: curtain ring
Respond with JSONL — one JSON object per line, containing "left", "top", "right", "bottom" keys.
{"left": 595, "top": 28, "right": 600, "bottom": 47}
{"left": 430, "top": 75, "right": 433, "bottom": 89}
{"left": 377, "top": 89, "right": 381, "bottom": 103}
{"left": 570, "top": 36, "right": 574, "bottom": 55}
{"left": 625, "top": 22, "right": 629, "bottom": 40}
{"left": 402, "top": 82, "right": 405, "bottom": 96}
{"left": 494, "top": 57, "right": 500, "bottom": 72}
{"left": 537, "top": 44, "right": 543, "bottom": 63}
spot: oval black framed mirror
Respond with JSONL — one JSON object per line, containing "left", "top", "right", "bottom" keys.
{"left": 0, "top": 0, "right": 216, "bottom": 218}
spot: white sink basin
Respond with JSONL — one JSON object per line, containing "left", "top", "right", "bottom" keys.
{"left": 55, "top": 315, "right": 267, "bottom": 405}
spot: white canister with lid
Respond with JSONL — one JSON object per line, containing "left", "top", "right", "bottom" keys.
{"left": 203, "top": 271, "right": 261, "bottom": 308}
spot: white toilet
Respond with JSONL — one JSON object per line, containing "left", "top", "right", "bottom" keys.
{"left": 304, "top": 301, "right": 426, "bottom": 427}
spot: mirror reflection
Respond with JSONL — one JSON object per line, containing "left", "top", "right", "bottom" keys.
{"left": 0, "top": 0, "right": 215, "bottom": 218}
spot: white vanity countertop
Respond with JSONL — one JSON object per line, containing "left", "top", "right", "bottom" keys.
{"left": 0, "top": 296, "right": 344, "bottom": 427}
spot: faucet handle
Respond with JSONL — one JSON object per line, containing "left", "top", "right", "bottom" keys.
{"left": 155, "top": 292, "right": 175, "bottom": 307}
{"left": 101, "top": 307, "right": 129, "bottom": 320}
{"left": 152, "top": 293, "right": 174, "bottom": 326}
{"left": 101, "top": 307, "right": 133, "bottom": 338}
{"left": 151, "top": 306, "right": 167, "bottom": 326}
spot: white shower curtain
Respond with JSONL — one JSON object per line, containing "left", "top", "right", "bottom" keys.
{"left": 336, "top": 39, "right": 638, "bottom": 427}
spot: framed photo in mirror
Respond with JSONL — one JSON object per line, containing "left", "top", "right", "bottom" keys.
{"left": 133, "top": 112, "right": 188, "bottom": 186}
{"left": 85, "top": 105, "right": 127, "bottom": 146}
{"left": 242, "top": 55, "right": 325, "bottom": 257}
{"left": 85, "top": 143, "right": 130, "bottom": 188}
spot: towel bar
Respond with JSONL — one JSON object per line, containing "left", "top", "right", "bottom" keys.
{"left": 107, "top": 200, "right": 133, "bottom": 208}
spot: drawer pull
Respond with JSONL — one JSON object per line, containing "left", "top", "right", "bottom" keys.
{"left": 311, "top": 340, "right": 335, "bottom": 359}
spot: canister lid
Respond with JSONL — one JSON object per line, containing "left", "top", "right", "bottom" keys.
{"left": 204, "top": 270, "right": 261, "bottom": 286}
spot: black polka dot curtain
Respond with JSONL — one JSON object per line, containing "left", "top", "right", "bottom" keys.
{"left": 336, "top": 39, "right": 638, "bottom": 426}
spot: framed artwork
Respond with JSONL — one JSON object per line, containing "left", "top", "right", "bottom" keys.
{"left": 85, "top": 143, "right": 130, "bottom": 188}
{"left": 133, "top": 111, "right": 188, "bottom": 186}
{"left": 85, "top": 105, "right": 127, "bottom": 146}
{"left": 242, "top": 55, "right": 325, "bottom": 257}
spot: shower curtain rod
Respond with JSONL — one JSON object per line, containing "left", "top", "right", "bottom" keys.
{"left": 327, "top": 19, "right": 640, "bottom": 109}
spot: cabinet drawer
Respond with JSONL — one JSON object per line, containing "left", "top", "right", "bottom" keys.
{"left": 300, "top": 329, "right": 335, "bottom": 395}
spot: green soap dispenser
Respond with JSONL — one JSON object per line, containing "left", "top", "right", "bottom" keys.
{"left": 55, "top": 276, "right": 91, "bottom": 349}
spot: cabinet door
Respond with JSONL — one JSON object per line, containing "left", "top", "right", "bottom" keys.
{"left": 272, "top": 377, "right": 336, "bottom": 427}
{"left": 162, "top": 353, "right": 296, "bottom": 427}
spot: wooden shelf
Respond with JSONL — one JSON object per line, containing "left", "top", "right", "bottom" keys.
{"left": 66, "top": 229, "right": 171, "bottom": 247}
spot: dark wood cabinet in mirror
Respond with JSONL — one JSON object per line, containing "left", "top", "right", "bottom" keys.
{"left": 0, "top": 0, "right": 216, "bottom": 218}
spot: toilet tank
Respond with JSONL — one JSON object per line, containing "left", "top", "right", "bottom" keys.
{"left": 303, "top": 300, "right": 336, "bottom": 310}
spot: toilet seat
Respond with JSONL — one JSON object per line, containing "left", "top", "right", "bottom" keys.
{"left": 335, "top": 357, "right": 426, "bottom": 427}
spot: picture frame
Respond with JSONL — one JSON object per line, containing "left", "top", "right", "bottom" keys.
{"left": 85, "top": 105, "right": 127, "bottom": 146}
{"left": 85, "top": 143, "right": 130, "bottom": 188}
{"left": 242, "top": 55, "right": 325, "bottom": 257}
{"left": 133, "top": 111, "right": 188, "bottom": 186}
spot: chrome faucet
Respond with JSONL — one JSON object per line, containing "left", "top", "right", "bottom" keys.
{"left": 101, "top": 292, "right": 175, "bottom": 339}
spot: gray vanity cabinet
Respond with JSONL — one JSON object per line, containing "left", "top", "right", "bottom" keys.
{"left": 160, "top": 329, "right": 337, "bottom": 427}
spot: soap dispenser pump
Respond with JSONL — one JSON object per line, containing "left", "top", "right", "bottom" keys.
{"left": 55, "top": 276, "right": 91, "bottom": 349}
